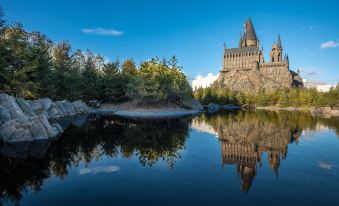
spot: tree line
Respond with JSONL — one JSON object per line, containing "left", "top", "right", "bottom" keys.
{"left": 0, "top": 6, "right": 191, "bottom": 104}
{"left": 194, "top": 86, "right": 339, "bottom": 107}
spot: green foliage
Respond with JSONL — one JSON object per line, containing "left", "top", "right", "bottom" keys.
{"left": 127, "top": 57, "right": 192, "bottom": 104}
{"left": 193, "top": 85, "right": 339, "bottom": 108}
{"left": 0, "top": 6, "right": 192, "bottom": 104}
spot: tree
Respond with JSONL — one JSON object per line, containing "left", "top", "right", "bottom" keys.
{"left": 278, "top": 90, "right": 289, "bottom": 107}
{"left": 81, "top": 50, "right": 99, "bottom": 100}
{"left": 101, "top": 59, "right": 128, "bottom": 102}
{"left": 121, "top": 58, "right": 137, "bottom": 76}
{"left": 51, "top": 41, "right": 73, "bottom": 100}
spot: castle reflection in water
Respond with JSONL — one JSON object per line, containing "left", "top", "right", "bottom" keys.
{"left": 0, "top": 110, "right": 338, "bottom": 204}
{"left": 192, "top": 110, "right": 309, "bottom": 192}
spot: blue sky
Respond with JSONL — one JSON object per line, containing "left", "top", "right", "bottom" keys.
{"left": 2, "top": 0, "right": 339, "bottom": 84}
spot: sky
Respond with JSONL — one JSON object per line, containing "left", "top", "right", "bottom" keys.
{"left": 2, "top": 0, "right": 339, "bottom": 84}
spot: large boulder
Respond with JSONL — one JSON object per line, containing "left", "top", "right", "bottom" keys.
{"left": 0, "top": 105, "right": 11, "bottom": 125}
{"left": 16, "top": 98, "right": 35, "bottom": 117}
{"left": 30, "top": 98, "right": 54, "bottom": 116}
{"left": 207, "top": 103, "right": 220, "bottom": 113}
{"left": 0, "top": 115, "right": 63, "bottom": 143}
{"left": 0, "top": 93, "right": 89, "bottom": 143}
{"left": 0, "top": 93, "right": 28, "bottom": 123}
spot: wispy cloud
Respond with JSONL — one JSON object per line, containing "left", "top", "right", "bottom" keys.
{"left": 318, "top": 162, "right": 334, "bottom": 170}
{"left": 79, "top": 165, "right": 120, "bottom": 175}
{"left": 308, "top": 24, "right": 319, "bottom": 30}
{"left": 299, "top": 67, "right": 318, "bottom": 76}
{"left": 82, "top": 28, "right": 124, "bottom": 36}
{"left": 321, "top": 41, "right": 339, "bottom": 49}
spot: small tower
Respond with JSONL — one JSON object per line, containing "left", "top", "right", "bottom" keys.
{"left": 270, "top": 35, "right": 283, "bottom": 63}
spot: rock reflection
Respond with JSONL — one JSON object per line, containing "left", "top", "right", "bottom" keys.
{"left": 0, "top": 116, "right": 191, "bottom": 204}
{"left": 193, "top": 110, "right": 338, "bottom": 193}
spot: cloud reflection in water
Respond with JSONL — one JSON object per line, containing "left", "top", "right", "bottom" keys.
{"left": 79, "top": 165, "right": 120, "bottom": 175}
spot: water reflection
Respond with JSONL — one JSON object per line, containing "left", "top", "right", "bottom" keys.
{"left": 0, "top": 111, "right": 338, "bottom": 204}
{"left": 192, "top": 110, "right": 339, "bottom": 192}
{"left": 0, "top": 116, "right": 191, "bottom": 204}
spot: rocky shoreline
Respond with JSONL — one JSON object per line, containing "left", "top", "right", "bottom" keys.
{"left": 0, "top": 94, "right": 204, "bottom": 143}
{"left": 0, "top": 93, "right": 90, "bottom": 143}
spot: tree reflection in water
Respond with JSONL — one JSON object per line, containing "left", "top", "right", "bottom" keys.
{"left": 0, "top": 116, "right": 191, "bottom": 204}
{"left": 0, "top": 111, "right": 338, "bottom": 204}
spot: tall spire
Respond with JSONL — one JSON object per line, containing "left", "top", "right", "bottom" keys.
{"left": 245, "top": 17, "right": 257, "bottom": 41}
{"left": 277, "top": 34, "right": 282, "bottom": 48}
{"left": 239, "top": 33, "right": 243, "bottom": 48}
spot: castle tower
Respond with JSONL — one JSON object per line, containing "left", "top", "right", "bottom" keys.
{"left": 270, "top": 35, "right": 283, "bottom": 62}
{"left": 243, "top": 17, "right": 258, "bottom": 47}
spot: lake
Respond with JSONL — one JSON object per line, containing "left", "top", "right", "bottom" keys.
{"left": 1, "top": 110, "right": 339, "bottom": 206}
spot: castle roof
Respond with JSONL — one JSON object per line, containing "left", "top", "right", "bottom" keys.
{"left": 224, "top": 46, "right": 258, "bottom": 54}
{"left": 245, "top": 17, "right": 257, "bottom": 41}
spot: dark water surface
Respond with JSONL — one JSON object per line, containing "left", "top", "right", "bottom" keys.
{"left": 1, "top": 110, "right": 339, "bottom": 206}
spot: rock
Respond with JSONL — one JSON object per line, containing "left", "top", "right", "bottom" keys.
{"left": 0, "top": 115, "right": 63, "bottom": 143}
{"left": 0, "top": 93, "right": 28, "bottom": 123}
{"left": 30, "top": 98, "right": 53, "bottom": 116}
{"left": 0, "top": 93, "right": 89, "bottom": 143}
{"left": 207, "top": 103, "right": 220, "bottom": 113}
{"left": 73, "top": 100, "right": 90, "bottom": 113}
{"left": 190, "top": 99, "right": 204, "bottom": 111}
{"left": 16, "top": 98, "right": 35, "bottom": 117}
{"left": 0, "top": 105, "right": 11, "bottom": 125}
{"left": 214, "top": 67, "right": 293, "bottom": 93}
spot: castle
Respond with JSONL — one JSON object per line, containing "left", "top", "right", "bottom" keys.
{"left": 215, "top": 17, "right": 302, "bottom": 92}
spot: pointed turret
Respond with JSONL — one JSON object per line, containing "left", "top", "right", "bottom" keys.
{"left": 283, "top": 54, "right": 289, "bottom": 65}
{"left": 245, "top": 17, "right": 257, "bottom": 41}
{"left": 243, "top": 17, "right": 258, "bottom": 47}
{"left": 239, "top": 33, "right": 243, "bottom": 48}
{"left": 277, "top": 34, "right": 282, "bottom": 49}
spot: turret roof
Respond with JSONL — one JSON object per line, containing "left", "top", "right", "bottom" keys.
{"left": 245, "top": 17, "right": 257, "bottom": 41}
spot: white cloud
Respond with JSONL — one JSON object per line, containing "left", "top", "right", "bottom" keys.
{"left": 79, "top": 165, "right": 120, "bottom": 175}
{"left": 320, "top": 41, "right": 339, "bottom": 49}
{"left": 318, "top": 162, "right": 334, "bottom": 170}
{"left": 308, "top": 25, "right": 319, "bottom": 30}
{"left": 82, "top": 28, "right": 124, "bottom": 36}
{"left": 192, "top": 73, "right": 219, "bottom": 89}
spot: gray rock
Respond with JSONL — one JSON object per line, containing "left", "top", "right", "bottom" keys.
{"left": 190, "top": 99, "right": 204, "bottom": 111}
{"left": 16, "top": 98, "right": 35, "bottom": 117}
{"left": 0, "top": 105, "right": 11, "bottom": 125}
{"left": 207, "top": 103, "right": 220, "bottom": 113}
{"left": 0, "top": 93, "right": 88, "bottom": 143}
{"left": 30, "top": 98, "right": 53, "bottom": 116}
{"left": 0, "top": 93, "right": 28, "bottom": 123}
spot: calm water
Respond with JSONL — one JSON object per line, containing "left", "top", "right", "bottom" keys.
{"left": 1, "top": 110, "right": 339, "bottom": 206}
